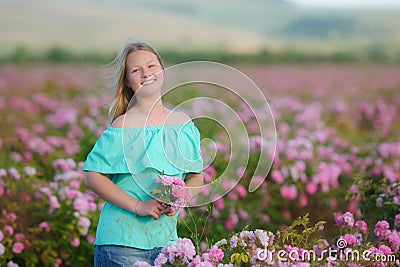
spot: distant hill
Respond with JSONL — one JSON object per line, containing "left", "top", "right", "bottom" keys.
{"left": 1, "top": 0, "right": 400, "bottom": 56}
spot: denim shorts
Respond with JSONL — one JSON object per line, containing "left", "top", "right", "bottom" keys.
{"left": 94, "top": 245, "right": 162, "bottom": 266}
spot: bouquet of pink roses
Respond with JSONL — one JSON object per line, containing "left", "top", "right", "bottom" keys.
{"left": 151, "top": 173, "right": 192, "bottom": 212}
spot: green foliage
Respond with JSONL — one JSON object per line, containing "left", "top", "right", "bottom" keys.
{"left": 281, "top": 16, "right": 355, "bottom": 38}
{"left": 45, "top": 47, "right": 73, "bottom": 63}
{"left": 0, "top": 45, "right": 396, "bottom": 65}
{"left": 178, "top": 204, "right": 215, "bottom": 252}
{"left": 8, "top": 45, "right": 34, "bottom": 63}
{"left": 278, "top": 213, "right": 326, "bottom": 249}
{"left": 349, "top": 175, "right": 400, "bottom": 229}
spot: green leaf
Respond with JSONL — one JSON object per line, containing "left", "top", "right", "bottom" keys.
{"left": 151, "top": 189, "right": 162, "bottom": 195}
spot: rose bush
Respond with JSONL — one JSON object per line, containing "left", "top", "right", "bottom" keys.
{"left": 1, "top": 64, "right": 400, "bottom": 266}
{"left": 134, "top": 212, "right": 400, "bottom": 266}
{"left": 0, "top": 160, "right": 100, "bottom": 266}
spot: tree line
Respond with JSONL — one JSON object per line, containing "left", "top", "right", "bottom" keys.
{"left": 1, "top": 45, "right": 398, "bottom": 65}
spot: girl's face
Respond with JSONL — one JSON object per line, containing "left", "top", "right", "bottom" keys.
{"left": 125, "top": 50, "right": 164, "bottom": 95}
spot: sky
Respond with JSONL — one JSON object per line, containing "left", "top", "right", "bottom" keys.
{"left": 289, "top": 0, "right": 400, "bottom": 8}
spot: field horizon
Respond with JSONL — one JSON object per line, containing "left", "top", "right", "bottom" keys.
{"left": 1, "top": 0, "right": 400, "bottom": 58}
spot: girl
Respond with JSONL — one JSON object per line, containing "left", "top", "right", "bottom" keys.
{"left": 82, "top": 39, "right": 204, "bottom": 266}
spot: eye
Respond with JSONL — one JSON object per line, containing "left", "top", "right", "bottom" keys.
{"left": 131, "top": 69, "right": 139, "bottom": 73}
{"left": 149, "top": 64, "right": 156, "bottom": 68}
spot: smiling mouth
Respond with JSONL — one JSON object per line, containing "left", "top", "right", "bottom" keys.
{"left": 141, "top": 76, "right": 156, "bottom": 85}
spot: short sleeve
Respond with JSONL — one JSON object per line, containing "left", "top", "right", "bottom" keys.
{"left": 82, "top": 129, "right": 130, "bottom": 174}
{"left": 177, "top": 122, "right": 203, "bottom": 174}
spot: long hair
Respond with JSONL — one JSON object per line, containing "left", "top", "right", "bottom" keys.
{"left": 108, "top": 39, "right": 164, "bottom": 123}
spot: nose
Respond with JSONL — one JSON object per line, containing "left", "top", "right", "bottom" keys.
{"left": 141, "top": 68, "right": 151, "bottom": 78}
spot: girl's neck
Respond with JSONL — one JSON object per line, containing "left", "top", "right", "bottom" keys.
{"left": 134, "top": 97, "right": 163, "bottom": 114}
{"left": 134, "top": 97, "right": 166, "bottom": 126}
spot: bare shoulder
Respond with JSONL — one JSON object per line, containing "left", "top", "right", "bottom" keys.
{"left": 166, "top": 109, "right": 192, "bottom": 125}
{"left": 111, "top": 114, "right": 126, "bottom": 128}
{"left": 111, "top": 110, "right": 147, "bottom": 128}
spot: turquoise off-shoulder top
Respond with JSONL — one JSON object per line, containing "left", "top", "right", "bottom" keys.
{"left": 82, "top": 122, "right": 203, "bottom": 249}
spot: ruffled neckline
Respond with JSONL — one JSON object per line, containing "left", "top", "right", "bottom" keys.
{"left": 107, "top": 121, "right": 194, "bottom": 131}
{"left": 82, "top": 121, "right": 203, "bottom": 176}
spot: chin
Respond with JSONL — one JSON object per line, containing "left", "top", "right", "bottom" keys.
{"left": 136, "top": 82, "right": 162, "bottom": 96}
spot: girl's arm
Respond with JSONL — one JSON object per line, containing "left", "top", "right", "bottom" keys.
{"left": 185, "top": 173, "right": 204, "bottom": 202}
{"left": 185, "top": 173, "right": 204, "bottom": 189}
{"left": 84, "top": 172, "right": 166, "bottom": 220}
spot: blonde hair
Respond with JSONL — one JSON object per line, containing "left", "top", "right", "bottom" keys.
{"left": 108, "top": 39, "right": 164, "bottom": 123}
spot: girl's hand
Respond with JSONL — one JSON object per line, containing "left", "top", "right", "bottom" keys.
{"left": 136, "top": 198, "right": 166, "bottom": 220}
{"left": 162, "top": 206, "right": 177, "bottom": 217}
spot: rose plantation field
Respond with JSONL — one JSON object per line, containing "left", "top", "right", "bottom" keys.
{"left": 0, "top": 63, "right": 400, "bottom": 266}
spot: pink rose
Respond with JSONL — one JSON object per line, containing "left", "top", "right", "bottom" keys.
{"left": 12, "top": 242, "right": 24, "bottom": 254}
{"left": 224, "top": 218, "right": 235, "bottom": 230}
{"left": 4, "top": 225, "right": 14, "bottom": 236}
{"left": 65, "top": 189, "right": 79, "bottom": 200}
{"left": 374, "top": 221, "right": 390, "bottom": 238}
{"left": 298, "top": 192, "right": 308, "bottom": 207}
{"left": 236, "top": 185, "right": 247, "bottom": 198}
{"left": 227, "top": 192, "right": 238, "bottom": 201}
{"left": 214, "top": 198, "right": 225, "bottom": 210}
{"left": 342, "top": 212, "right": 355, "bottom": 228}
{"left": 9, "top": 167, "right": 21, "bottom": 180}
{"left": 87, "top": 234, "right": 95, "bottom": 244}
{"left": 73, "top": 198, "right": 89, "bottom": 212}
{"left": 395, "top": 214, "right": 400, "bottom": 227}
{"left": 70, "top": 237, "right": 80, "bottom": 247}
{"left": 280, "top": 184, "right": 298, "bottom": 200}
{"left": 208, "top": 245, "right": 224, "bottom": 262}
{"left": 355, "top": 220, "right": 368, "bottom": 232}
{"left": 0, "top": 243, "right": 5, "bottom": 255}
{"left": 49, "top": 196, "right": 60, "bottom": 209}
{"left": 306, "top": 182, "right": 318, "bottom": 195}
{"left": 54, "top": 258, "right": 62, "bottom": 267}
{"left": 271, "top": 170, "right": 284, "bottom": 184}
{"left": 342, "top": 234, "right": 357, "bottom": 246}
{"left": 78, "top": 217, "right": 91, "bottom": 228}
{"left": 15, "top": 233, "right": 25, "bottom": 240}
{"left": 39, "top": 221, "right": 51, "bottom": 232}
{"left": 379, "top": 245, "right": 392, "bottom": 255}
{"left": 6, "top": 213, "right": 17, "bottom": 222}
{"left": 69, "top": 180, "right": 80, "bottom": 189}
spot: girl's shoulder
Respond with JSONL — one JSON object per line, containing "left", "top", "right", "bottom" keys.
{"left": 165, "top": 108, "right": 192, "bottom": 125}
{"left": 111, "top": 108, "right": 192, "bottom": 129}
{"left": 110, "top": 110, "right": 146, "bottom": 128}
{"left": 111, "top": 114, "right": 126, "bottom": 128}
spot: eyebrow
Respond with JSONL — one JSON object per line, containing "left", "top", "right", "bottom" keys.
{"left": 128, "top": 60, "right": 158, "bottom": 70}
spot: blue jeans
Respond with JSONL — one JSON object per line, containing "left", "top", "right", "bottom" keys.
{"left": 94, "top": 245, "right": 162, "bottom": 266}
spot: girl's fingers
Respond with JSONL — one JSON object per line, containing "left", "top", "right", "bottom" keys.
{"left": 161, "top": 209, "right": 168, "bottom": 214}
{"left": 161, "top": 203, "right": 170, "bottom": 212}
{"left": 166, "top": 211, "right": 176, "bottom": 216}
{"left": 152, "top": 210, "right": 160, "bottom": 220}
